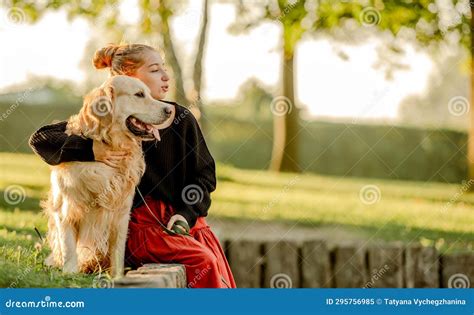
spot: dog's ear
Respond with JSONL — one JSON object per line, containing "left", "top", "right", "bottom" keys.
{"left": 67, "top": 85, "right": 115, "bottom": 143}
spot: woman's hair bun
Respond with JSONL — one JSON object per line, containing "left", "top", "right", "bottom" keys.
{"left": 93, "top": 44, "right": 120, "bottom": 70}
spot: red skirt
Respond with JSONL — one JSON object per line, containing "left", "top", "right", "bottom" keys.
{"left": 125, "top": 196, "right": 237, "bottom": 288}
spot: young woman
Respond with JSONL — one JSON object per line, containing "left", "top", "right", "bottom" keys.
{"left": 29, "top": 43, "right": 236, "bottom": 288}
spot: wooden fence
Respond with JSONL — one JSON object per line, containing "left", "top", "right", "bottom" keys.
{"left": 222, "top": 239, "right": 474, "bottom": 288}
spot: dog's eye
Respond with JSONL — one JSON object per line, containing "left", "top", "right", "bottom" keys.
{"left": 134, "top": 91, "right": 145, "bottom": 98}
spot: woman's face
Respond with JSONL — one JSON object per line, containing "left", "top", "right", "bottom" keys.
{"left": 132, "top": 50, "right": 170, "bottom": 100}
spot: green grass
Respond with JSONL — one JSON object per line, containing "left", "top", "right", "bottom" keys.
{"left": 213, "top": 164, "right": 474, "bottom": 248}
{"left": 1, "top": 152, "right": 473, "bottom": 287}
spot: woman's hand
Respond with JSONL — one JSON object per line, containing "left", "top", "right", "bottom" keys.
{"left": 167, "top": 214, "right": 189, "bottom": 232}
{"left": 93, "top": 141, "right": 128, "bottom": 168}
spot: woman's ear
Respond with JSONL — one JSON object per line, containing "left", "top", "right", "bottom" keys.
{"left": 67, "top": 85, "right": 115, "bottom": 142}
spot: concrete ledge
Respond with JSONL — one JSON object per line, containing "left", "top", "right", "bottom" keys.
{"left": 114, "top": 263, "right": 187, "bottom": 288}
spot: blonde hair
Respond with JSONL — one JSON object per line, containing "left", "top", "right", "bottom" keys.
{"left": 93, "top": 43, "right": 156, "bottom": 76}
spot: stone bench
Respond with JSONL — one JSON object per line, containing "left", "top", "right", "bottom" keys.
{"left": 114, "top": 263, "right": 187, "bottom": 288}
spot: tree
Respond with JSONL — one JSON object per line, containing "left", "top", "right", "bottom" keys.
{"left": 230, "top": 0, "right": 469, "bottom": 174}
{"left": 238, "top": 78, "right": 275, "bottom": 119}
{"left": 338, "top": 0, "right": 470, "bottom": 180}
{"left": 231, "top": 0, "right": 309, "bottom": 172}
{"left": 398, "top": 46, "right": 469, "bottom": 130}
{"left": 130, "top": 0, "right": 211, "bottom": 114}
{"left": 2, "top": 0, "right": 211, "bottom": 116}
{"left": 191, "top": 0, "right": 210, "bottom": 130}
{"left": 469, "top": 3, "right": 474, "bottom": 183}
{"left": 141, "top": 0, "right": 188, "bottom": 105}
{"left": 128, "top": 0, "right": 212, "bottom": 116}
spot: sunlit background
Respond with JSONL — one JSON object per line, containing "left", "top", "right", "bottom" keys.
{"left": 0, "top": 0, "right": 473, "bottom": 288}
{"left": 0, "top": 0, "right": 459, "bottom": 121}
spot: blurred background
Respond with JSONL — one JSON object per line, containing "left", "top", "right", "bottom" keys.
{"left": 0, "top": 0, "right": 471, "bottom": 180}
{"left": 0, "top": 0, "right": 473, "bottom": 288}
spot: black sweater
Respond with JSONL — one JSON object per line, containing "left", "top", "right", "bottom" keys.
{"left": 28, "top": 102, "right": 216, "bottom": 228}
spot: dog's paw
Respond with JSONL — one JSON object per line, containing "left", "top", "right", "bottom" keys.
{"left": 63, "top": 262, "right": 79, "bottom": 274}
{"left": 110, "top": 269, "right": 124, "bottom": 279}
{"left": 44, "top": 254, "right": 56, "bottom": 267}
{"left": 112, "top": 275, "right": 125, "bottom": 281}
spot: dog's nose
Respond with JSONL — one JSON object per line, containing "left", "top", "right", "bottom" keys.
{"left": 164, "top": 106, "right": 173, "bottom": 116}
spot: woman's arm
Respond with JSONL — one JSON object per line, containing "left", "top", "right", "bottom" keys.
{"left": 173, "top": 112, "right": 217, "bottom": 229}
{"left": 28, "top": 121, "right": 95, "bottom": 165}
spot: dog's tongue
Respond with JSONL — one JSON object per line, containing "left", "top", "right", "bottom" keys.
{"left": 145, "top": 124, "right": 161, "bottom": 141}
{"left": 152, "top": 127, "right": 161, "bottom": 141}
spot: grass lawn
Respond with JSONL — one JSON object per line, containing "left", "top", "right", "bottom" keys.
{"left": 1, "top": 152, "right": 473, "bottom": 287}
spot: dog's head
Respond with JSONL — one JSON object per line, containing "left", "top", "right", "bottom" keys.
{"left": 68, "top": 75, "right": 175, "bottom": 143}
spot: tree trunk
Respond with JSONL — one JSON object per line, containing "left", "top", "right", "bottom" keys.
{"left": 469, "top": 4, "right": 474, "bottom": 188}
{"left": 192, "top": 0, "right": 209, "bottom": 128}
{"left": 159, "top": 6, "right": 188, "bottom": 106}
{"left": 269, "top": 52, "right": 301, "bottom": 172}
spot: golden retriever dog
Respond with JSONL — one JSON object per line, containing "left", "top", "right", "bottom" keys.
{"left": 42, "top": 75, "right": 174, "bottom": 277}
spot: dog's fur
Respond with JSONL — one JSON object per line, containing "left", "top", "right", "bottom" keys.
{"left": 42, "top": 75, "right": 174, "bottom": 277}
